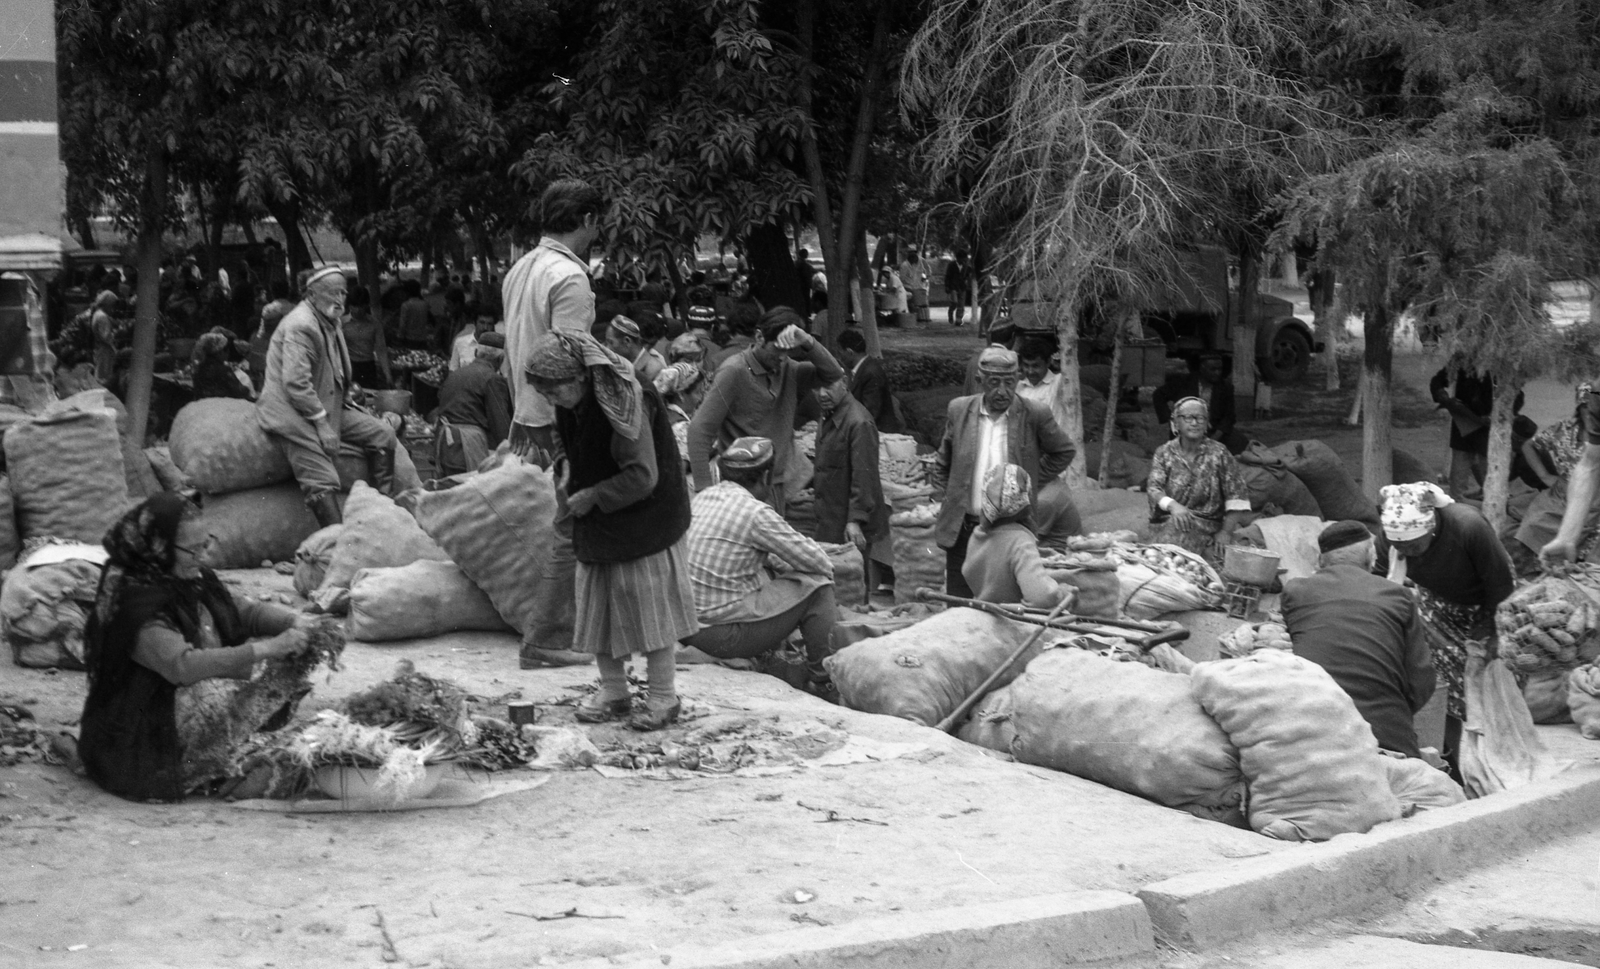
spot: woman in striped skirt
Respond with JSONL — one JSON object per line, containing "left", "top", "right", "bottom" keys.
{"left": 526, "top": 331, "right": 698, "bottom": 730}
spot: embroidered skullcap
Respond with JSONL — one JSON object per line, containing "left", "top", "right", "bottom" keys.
{"left": 978, "top": 346, "right": 1019, "bottom": 375}
{"left": 305, "top": 265, "right": 346, "bottom": 289}
{"left": 1380, "top": 482, "right": 1453, "bottom": 542}
{"left": 669, "top": 332, "right": 704, "bottom": 361}
{"left": 608, "top": 315, "right": 643, "bottom": 341}
{"left": 720, "top": 436, "right": 774, "bottom": 471}
{"left": 1318, "top": 520, "right": 1373, "bottom": 553}
{"left": 654, "top": 361, "right": 702, "bottom": 397}
{"left": 475, "top": 331, "right": 505, "bottom": 349}
{"left": 981, "top": 463, "right": 1033, "bottom": 523}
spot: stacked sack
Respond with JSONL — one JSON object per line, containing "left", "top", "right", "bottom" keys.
{"left": 6, "top": 392, "right": 133, "bottom": 546}
{"left": 4, "top": 542, "right": 107, "bottom": 669}
{"left": 1495, "top": 570, "right": 1600, "bottom": 723}
{"left": 310, "top": 483, "right": 452, "bottom": 614}
{"left": 171, "top": 399, "right": 422, "bottom": 567}
{"left": 888, "top": 502, "right": 942, "bottom": 604}
{"left": 1271, "top": 440, "right": 1379, "bottom": 526}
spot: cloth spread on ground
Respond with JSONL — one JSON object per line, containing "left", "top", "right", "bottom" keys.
{"left": 231, "top": 773, "right": 551, "bottom": 812}
{"left": 1249, "top": 514, "right": 1325, "bottom": 580}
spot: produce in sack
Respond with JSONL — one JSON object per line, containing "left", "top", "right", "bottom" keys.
{"left": 820, "top": 542, "right": 867, "bottom": 610}
{"left": 0, "top": 476, "right": 18, "bottom": 571}
{"left": 1008, "top": 649, "right": 1245, "bottom": 811}
{"left": 1235, "top": 442, "right": 1321, "bottom": 516}
{"left": 1191, "top": 650, "right": 1402, "bottom": 841}
{"left": 1494, "top": 571, "right": 1600, "bottom": 675}
{"left": 783, "top": 489, "right": 818, "bottom": 539}
{"left": 833, "top": 603, "right": 935, "bottom": 648}
{"left": 1066, "top": 531, "right": 1138, "bottom": 552}
{"left": 794, "top": 422, "right": 817, "bottom": 459}
{"left": 957, "top": 683, "right": 1017, "bottom": 754}
{"left": 889, "top": 502, "right": 943, "bottom": 604}
{"left": 6, "top": 395, "right": 130, "bottom": 543}
{"left": 1381, "top": 755, "right": 1465, "bottom": 816}
{"left": 1566, "top": 663, "right": 1600, "bottom": 740}
{"left": 1042, "top": 561, "right": 1120, "bottom": 620}
{"left": 346, "top": 561, "right": 515, "bottom": 642}
{"left": 824, "top": 607, "right": 1047, "bottom": 726}
{"left": 201, "top": 485, "right": 332, "bottom": 569}
{"left": 318, "top": 482, "right": 451, "bottom": 593}
{"left": 1219, "top": 621, "right": 1294, "bottom": 658}
{"left": 1271, "top": 439, "right": 1378, "bottom": 524}
{"left": 411, "top": 458, "right": 561, "bottom": 638}
{"left": 1522, "top": 668, "right": 1573, "bottom": 725}
{"left": 169, "top": 398, "right": 294, "bottom": 494}
{"left": 292, "top": 525, "right": 343, "bottom": 598}
{"left": 882, "top": 478, "right": 935, "bottom": 513}
{"left": 3, "top": 544, "right": 103, "bottom": 669}
{"left": 1115, "top": 543, "right": 1224, "bottom": 619}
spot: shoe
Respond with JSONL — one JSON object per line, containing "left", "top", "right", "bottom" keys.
{"left": 367, "top": 445, "right": 398, "bottom": 497}
{"left": 574, "top": 697, "right": 632, "bottom": 723}
{"left": 628, "top": 699, "right": 681, "bottom": 731}
{"left": 520, "top": 647, "right": 595, "bottom": 669}
{"left": 306, "top": 490, "right": 342, "bottom": 528}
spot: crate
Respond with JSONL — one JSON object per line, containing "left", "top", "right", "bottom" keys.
{"left": 1222, "top": 580, "right": 1262, "bottom": 619}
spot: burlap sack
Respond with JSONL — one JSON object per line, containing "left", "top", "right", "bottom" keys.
{"left": 169, "top": 398, "right": 292, "bottom": 494}
{"left": 824, "top": 607, "right": 1040, "bottom": 727}
{"left": 292, "top": 525, "right": 344, "bottom": 598}
{"left": 318, "top": 482, "right": 450, "bottom": 592}
{"left": 889, "top": 506, "right": 943, "bottom": 604}
{"left": 6, "top": 394, "right": 130, "bottom": 542}
{"left": 202, "top": 485, "right": 332, "bottom": 569}
{"left": 956, "top": 683, "right": 1018, "bottom": 754}
{"left": 1192, "top": 650, "right": 1401, "bottom": 841}
{"left": 1382, "top": 755, "right": 1465, "bottom": 815}
{"left": 1009, "top": 649, "right": 1243, "bottom": 810}
{"left": 822, "top": 542, "right": 866, "bottom": 610}
{"left": 1272, "top": 439, "right": 1378, "bottom": 524}
{"left": 0, "top": 476, "right": 19, "bottom": 571}
{"left": 346, "top": 561, "right": 513, "bottom": 642}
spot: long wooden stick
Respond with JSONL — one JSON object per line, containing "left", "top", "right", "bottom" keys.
{"left": 934, "top": 595, "right": 1074, "bottom": 734}
{"left": 917, "top": 588, "right": 1191, "bottom": 646}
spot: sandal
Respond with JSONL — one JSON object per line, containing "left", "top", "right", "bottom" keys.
{"left": 574, "top": 697, "right": 632, "bottom": 723}
{"left": 628, "top": 699, "right": 681, "bottom": 732}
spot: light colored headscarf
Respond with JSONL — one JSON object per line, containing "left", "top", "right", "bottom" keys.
{"left": 981, "top": 463, "right": 1033, "bottom": 524}
{"left": 653, "top": 361, "right": 702, "bottom": 398}
{"left": 1380, "top": 482, "right": 1453, "bottom": 542}
{"left": 526, "top": 331, "right": 642, "bottom": 441}
{"left": 669, "top": 332, "right": 704, "bottom": 362}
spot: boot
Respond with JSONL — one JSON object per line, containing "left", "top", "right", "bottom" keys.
{"left": 307, "top": 491, "right": 342, "bottom": 528}
{"left": 367, "top": 445, "right": 397, "bottom": 497}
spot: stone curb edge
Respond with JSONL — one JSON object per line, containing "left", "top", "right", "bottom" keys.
{"left": 569, "top": 890, "right": 1156, "bottom": 969}
{"left": 1136, "top": 764, "right": 1600, "bottom": 949}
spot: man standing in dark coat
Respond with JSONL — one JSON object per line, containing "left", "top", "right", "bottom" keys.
{"left": 1281, "top": 520, "right": 1437, "bottom": 757}
{"left": 835, "top": 328, "right": 902, "bottom": 433}
{"left": 813, "top": 374, "right": 891, "bottom": 599}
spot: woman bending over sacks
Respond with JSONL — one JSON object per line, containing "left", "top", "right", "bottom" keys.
{"left": 79, "top": 494, "right": 323, "bottom": 801}
{"left": 1146, "top": 395, "right": 1251, "bottom": 566}
{"left": 962, "top": 464, "right": 1071, "bottom": 610}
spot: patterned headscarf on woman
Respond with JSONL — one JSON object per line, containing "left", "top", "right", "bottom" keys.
{"left": 525, "top": 330, "right": 642, "bottom": 441}
{"left": 1380, "top": 482, "right": 1454, "bottom": 542}
{"left": 981, "top": 463, "right": 1034, "bottom": 524}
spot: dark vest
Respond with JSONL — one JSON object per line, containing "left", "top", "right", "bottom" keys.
{"left": 557, "top": 388, "right": 691, "bottom": 565}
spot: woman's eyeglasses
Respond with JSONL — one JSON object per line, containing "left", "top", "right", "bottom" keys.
{"left": 174, "top": 535, "right": 219, "bottom": 557}
{"left": 1174, "top": 414, "right": 1207, "bottom": 424}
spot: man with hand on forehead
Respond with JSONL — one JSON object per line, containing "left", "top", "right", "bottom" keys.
{"left": 930, "top": 345, "right": 1076, "bottom": 598}
{"left": 256, "top": 265, "right": 400, "bottom": 528}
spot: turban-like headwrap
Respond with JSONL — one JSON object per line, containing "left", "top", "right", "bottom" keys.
{"left": 654, "top": 362, "right": 702, "bottom": 397}
{"left": 1380, "top": 482, "right": 1453, "bottom": 542}
{"left": 526, "top": 331, "right": 642, "bottom": 441}
{"left": 669, "top": 332, "right": 704, "bottom": 362}
{"left": 981, "top": 463, "right": 1033, "bottom": 524}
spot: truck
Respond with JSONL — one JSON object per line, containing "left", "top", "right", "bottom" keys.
{"left": 1008, "top": 243, "right": 1322, "bottom": 385}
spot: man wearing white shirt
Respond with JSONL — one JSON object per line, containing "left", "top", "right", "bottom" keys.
{"left": 1015, "top": 337, "right": 1061, "bottom": 408}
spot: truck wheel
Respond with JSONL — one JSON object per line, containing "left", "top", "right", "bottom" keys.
{"left": 1261, "top": 327, "right": 1311, "bottom": 383}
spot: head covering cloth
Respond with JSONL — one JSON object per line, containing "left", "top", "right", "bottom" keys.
{"left": 1171, "top": 395, "right": 1209, "bottom": 420}
{"left": 981, "top": 463, "right": 1033, "bottom": 523}
{"left": 304, "top": 265, "right": 345, "bottom": 290}
{"left": 526, "top": 330, "right": 642, "bottom": 441}
{"left": 978, "top": 346, "right": 1019, "bottom": 375}
{"left": 1380, "top": 482, "right": 1453, "bottom": 542}
{"left": 669, "top": 332, "right": 704, "bottom": 362}
{"left": 654, "top": 362, "right": 702, "bottom": 398}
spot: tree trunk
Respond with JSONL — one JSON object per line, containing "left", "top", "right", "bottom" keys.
{"left": 1310, "top": 269, "right": 1339, "bottom": 391}
{"left": 1361, "top": 303, "right": 1395, "bottom": 502}
{"left": 262, "top": 193, "right": 313, "bottom": 275}
{"left": 206, "top": 185, "right": 228, "bottom": 278}
{"left": 855, "top": 226, "right": 882, "bottom": 356}
{"left": 126, "top": 142, "right": 169, "bottom": 448}
{"left": 1482, "top": 378, "right": 1518, "bottom": 537}
{"left": 353, "top": 234, "right": 381, "bottom": 321}
{"left": 72, "top": 215, "right": 96, "bottom": 250}
{"left": 1232, "top": 248, "right": 1260, "bottom": 401}
{"left": 1589, "top": 277, "right": 1600, "bottom": 327}
{"left": 1098, "top": 312, "right": 1129, "bottom": 487}
{"left": 1054, "top": 297, "right": 1086, "bottom": 487}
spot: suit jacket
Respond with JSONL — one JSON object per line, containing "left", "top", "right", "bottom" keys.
{"left": 1281, "top": 564, "right": 1435, "bottom": 757}
{"left": 929, "top": 395, "right": 1076, "bottom": 548}
{"left": 813, "top": 394, "right": 890, "bottom": 544}
{"left": 256, "top": 301, "right": 351, "bottom": 437}
{"left": 849, "top": 356, "right": 903, "bottom": 433}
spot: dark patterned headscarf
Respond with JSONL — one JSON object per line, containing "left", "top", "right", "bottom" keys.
{"left": 526, "top": 330, "right": 642, "bottom": 440}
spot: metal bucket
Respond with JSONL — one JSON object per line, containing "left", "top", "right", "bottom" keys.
{"left": 1222, "top": 545, "right": 1281, "bottom": 587}
{"left": 369, "top": 389, "right": 413, "bottom": 417}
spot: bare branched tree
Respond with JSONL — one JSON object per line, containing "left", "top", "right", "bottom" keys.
{"left": 903, "top": 0, "right": 1348, "bottom": 481}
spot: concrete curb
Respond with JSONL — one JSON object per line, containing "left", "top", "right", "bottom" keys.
{"left": 582, "top": 890, "right": 1155, "bottom": 969}
{"left": 1137, "top": 763, "right": 1600, "bottom": 949}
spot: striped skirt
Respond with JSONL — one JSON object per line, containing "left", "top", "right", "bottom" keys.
{"left": 574, "top": 539, "right": 700, "bottom": 658}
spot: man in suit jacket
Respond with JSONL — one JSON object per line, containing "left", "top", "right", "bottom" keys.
{"left": 929, "top": 346, "right": 1077, "bottom": 598}
{"left": 256, "top": 266, "right": 399, "bottom": 527}
{"left": 1281, "top": 520, "right": 1436, "bottom": 757}
{"left": 836, "top": 328, "right": 902, "bottom": 432}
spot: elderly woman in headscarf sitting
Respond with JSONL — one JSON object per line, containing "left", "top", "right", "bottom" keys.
{"left": 526, "top": 330, "right": 699, "bottom": 731}
{"left": 1381, "top": 481, "right": 1513, "bottom": 778}
{"left": 191, "top": 330, "right": 254, "bottom": 401}
{"left": 961, "top": 464, "right": 1071, "bottom": 610}
{"left": 78, "top": 494, "right": 326, "bottom": 802}
{"left": 1146, "top": 395, "right": 1252, "bottom": 565}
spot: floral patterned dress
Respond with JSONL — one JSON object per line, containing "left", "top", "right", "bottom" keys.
{"left": 1146, "top": 438, "right": 1251, "bottom": 565}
